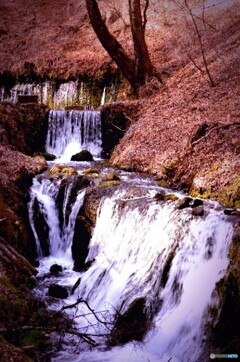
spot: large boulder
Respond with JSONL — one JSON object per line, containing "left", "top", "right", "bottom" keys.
{"left": 71, "top": 150, "right": 93, "bottom": 162}
{"left": 48, "top": 284, "right": 68, "bottom": 299}
{"left": 109, "top": 298, "right": 149, "bottom": 346}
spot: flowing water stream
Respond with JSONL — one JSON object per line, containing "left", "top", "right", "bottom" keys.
{"left": 28, "top": 110, "right": 234, "bottom": 361}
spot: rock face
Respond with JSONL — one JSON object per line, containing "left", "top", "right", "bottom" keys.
{"left": 72, "top": 185, "right": 117, "bottom": 271}
{"left": 101, "top": 102, "right": 138, "bottom": 158}
{"left": 0, "top": 145, "right": 47, "bottom": 258}
{"left": 109, "top": 298, "right": 149, "bottom": 346}
{"left": 0, "top": 102, "right": 49, "bottom": 155}
{"left": 209, "top": 223, "right": 240, "bottom": 353}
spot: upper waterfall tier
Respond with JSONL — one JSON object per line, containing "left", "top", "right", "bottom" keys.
{"left": 46, "top": 110, "right": 102, "bottom": 161}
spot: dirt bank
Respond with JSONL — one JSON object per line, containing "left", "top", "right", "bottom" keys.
{"left": 111, "top": 15, "right": 240, "bottom": 207}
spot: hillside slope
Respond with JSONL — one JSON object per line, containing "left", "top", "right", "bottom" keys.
{"left": 111, "top": 12, "right": 240, "bottom": 207}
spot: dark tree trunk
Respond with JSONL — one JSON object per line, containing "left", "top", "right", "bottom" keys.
{"left": 129, "top": 0, "right": 154, "bottom": 85}
{"left": 85, "top": 0, "right": 137, "bottom": 88}
{"left": 85, "top": 0, "right": 156, "bottom": 92}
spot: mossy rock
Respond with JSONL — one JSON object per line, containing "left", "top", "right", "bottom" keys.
{"left": 235, "top": 200, "right": 240, "bottom": 209}
{"left": 165, "top": 194, "right": 179, "bottom": 202}
{"left": 105, "top": 172, "right": 120, "bottom": 181}
{"left": 33, "top": 152, "right": 56, "bottom": 161}
{"left": 190, "top": 188, "right": 210, "bottom": 200}
{"left": 157, "top": 180, "right": 167, "bottom": 188}
{"left": 48, "top": 165, "right": 77, "bottom": 177}
{"left": 82, "top": 168, "right": 100, "bottom": 175}
{"left": 154, "top": 191, "right": 165, "bottom": 201}
{"left": 98, "top": 180, "right": 121, "bottom": 188}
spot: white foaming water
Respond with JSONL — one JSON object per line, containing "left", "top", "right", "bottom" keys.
{"left": 70, "top": 190, "right": 232, "bottom": 362}
{"left": 100, "top": 86, "right": 106, "bottom": 106}
{"left": 30, "top": 184, "right": 233, "bottom": 362}
{"left": 28, "top": 176, "right": 85, "bottom": 262}
{"left": 46, "top": 110, "right": 102, "bottom": 161}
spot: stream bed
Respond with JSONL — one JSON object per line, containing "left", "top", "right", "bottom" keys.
{"left": 28, "top": 110, "right": 235, "bottom": 361}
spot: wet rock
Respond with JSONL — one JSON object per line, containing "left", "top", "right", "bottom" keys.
{"left": 154, "top": 191, "right": 165, "bottom": 201}
{"left": 176, "top": 196, "right": 193, "bottom": 210}
{"left": 83, "top": 167, "right": 100, "bottom": 175}
{"left": 48, "top": 165, "right": 77, "bottom": 177}
{"left": 71, "top": 150, "right": 93, "bottom": 162}
{"left": 48, "top": 284, "right": 68, "bottom": 299}
{"left": 160, "top": 241, "right": 179, "bottom": 288}
{"left": 105, "top": 172, "right": 120, "bottom": 181}
{"left": 84, "top": 258, "right": 95, "bottom": 271}
{"left": 32, "top": 198, "right": 50, "bottom": 256}
{"left": 72, "top": 215, "right": 91, "bottom": 271}
{"left": 192, "top": 205, "right": 204, "bottom": 216}
{"left": 190, "top": 198, "right": 203, "bottom": 208}
{"left": 164, "top": 193, "right": 179, "bottom": 201}
{"left": 34, "top": 152, "right": 56, "bottom": 161}
{"left": 109, "top": 298, "right": 149, "bottom": 346}
{"left": 224, "top": 209, "right": 240, "bottom": 217}
{"left": 71, "top": 277, "right": 81, "bottom": 295}
{"left": 50, "top": 264, "right": 62, "bottom": 274}
{"left": 72, "top": 186, "right": 116, "bottom": 271}
{"left": 98, "top": 180, "right": 121, "bottom": 188}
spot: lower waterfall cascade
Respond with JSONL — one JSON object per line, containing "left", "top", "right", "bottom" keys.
{"left": 27, "top": 109, "right": 237, "bottom": 361}
{"left": 29, "top": 172, "right": 234, "bottom": 362}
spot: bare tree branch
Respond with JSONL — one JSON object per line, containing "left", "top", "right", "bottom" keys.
{"left": 183, "top": 0, "right": 215, "bottom": 87}
{"left": 142, "top": 0, "right": 149, "bottom": 32}
{"left": 61, "top": 297, "right": 112, "bottom": 329}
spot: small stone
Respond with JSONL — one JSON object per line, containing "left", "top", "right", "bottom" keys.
{"left": 98, "top": 180, "right": 121, "bottom": 188}
{"left": 50, "top": 264, "right": 63, "bottom": 274}
{"left": 83, "top": 168, "right": 100, "bottom": 175}
{"left": 192, "top": 206, "right": 204, "bottom": 216}
{"left": 224, "top": 209, "right": 240, "bottom": 217}
{"left": 165, "top": 194, "right": 179, "bottom": 201}
{"left": 176, "top": 196, "right": 193, "bottom": 210}
{"left": 154, "top": 192, "right": 165, "bottom": 201}
{"left": 49, "top": 165, "right": 77, "bottom": 177}
{"left": 71, "top": 277, "right": 81, "bottom": 295}
{"left": 190, "top": 198, "right": 203, "bottom": 208}
{"left": 105, "top": 172, "right": 120, "bottom": 181}
{"left": 84, "top": 259, "right": 95, "bottom": 271}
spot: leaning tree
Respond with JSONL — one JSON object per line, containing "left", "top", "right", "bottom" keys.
{"left": 85, "top": 0, "right": 159, "bottom": 93}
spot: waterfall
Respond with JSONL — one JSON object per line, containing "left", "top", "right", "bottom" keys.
{"left": 28, "top": 176, "right": 85, "bottom": 262}
{"left": 73, "top": 189, "right": 232, "bottom": 361}
{"left": 29, "top": 178, "right": 233, "bottom": 361}
{"left": 46, "top": 110, "right": 102, "bottom": 161}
